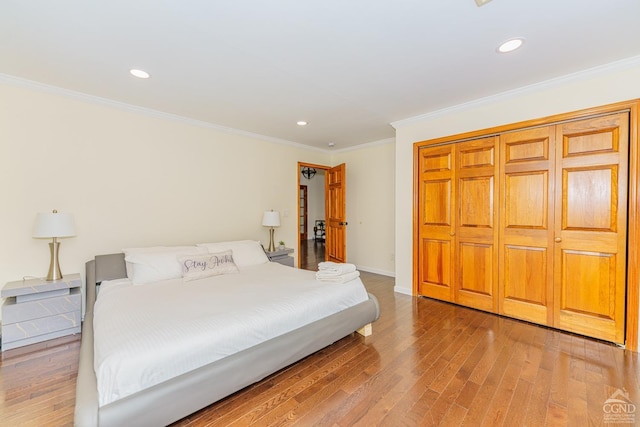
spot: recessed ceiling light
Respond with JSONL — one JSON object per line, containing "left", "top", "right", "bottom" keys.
{"left": 328, "top": 142, "right": 336, "bottom": 147}
{"left": 297, "top": 121, "right": 308, "bottom": 126}
{"left": 497, "top": 38, "right": 525, "bottom": 53}
{"left": 130, "top": 69, "right": 150, "bottom": 79}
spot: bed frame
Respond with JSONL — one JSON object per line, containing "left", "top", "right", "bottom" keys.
{"left": 74, "top": 254, "right": 380, "bottom": 427}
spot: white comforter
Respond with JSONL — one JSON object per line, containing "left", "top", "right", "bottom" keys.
{"left": 93, "top": 262, "right": 369, "bottom": 406}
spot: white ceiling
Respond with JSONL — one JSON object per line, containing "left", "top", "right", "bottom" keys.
{"left": 2, "top": 0, "right": 640, "bottom": 150}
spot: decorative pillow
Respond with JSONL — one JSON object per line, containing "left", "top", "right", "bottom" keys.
{"left": 123, "top": 246, "right": 208, "bottom": 284}
{"left": 196, "top": 240, "right": 269, "bottom": 267}
{"left": 178, "top": 250, "right": 239, "bottom": 281}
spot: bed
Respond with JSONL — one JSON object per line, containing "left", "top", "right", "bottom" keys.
{"left": 74, "top": 241, "right": 380, "bottom": 426}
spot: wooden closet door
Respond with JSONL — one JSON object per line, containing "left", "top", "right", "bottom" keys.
{"left": 499, "top": 127, "right": 555, "bottom": 324}
{"left": 554, "top": 113, "right": 628, "bottom": 343}
{"left": 454, "top": 137, "right": 499, "bottom": 312}
{"left": 417, "top": 144, "right": 455, "bottom": 301}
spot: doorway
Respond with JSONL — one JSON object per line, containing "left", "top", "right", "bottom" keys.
{"left": 298, "top": 163, "right": 328, "bottom": 270}
{"left": 298, "top": 162, "right": 348, "bottom": 269}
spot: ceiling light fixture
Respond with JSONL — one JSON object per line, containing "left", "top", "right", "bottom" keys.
{"left": 130, "top": 69, "right": 150, "bottom": 79}
{"left": 296, "top": 121, "right": 308, "bottom": 126}
{"left": 497, "top": 38, "right": 525, "bottom": 53}
{"left": 328, "top": 142, "right": 336, "bottom": 147}
{"left": 301, "top": 167, "right": 316, "bottom": 179}
{"left": 474, "top": 0, "right": 493, "bottom": 6}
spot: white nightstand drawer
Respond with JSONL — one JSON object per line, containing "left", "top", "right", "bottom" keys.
{"left": 2, "top": 311, "right": 81, "bottom": 344}
{"left": 2, "top": 289, "right": 81, "bottom": 323}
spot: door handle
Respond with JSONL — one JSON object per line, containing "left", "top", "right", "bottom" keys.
{"left": 554, "top": 237, "right": 562, "bottom": 243}
{"left": 339, "top": 222, "right": 348, "bottom": 226}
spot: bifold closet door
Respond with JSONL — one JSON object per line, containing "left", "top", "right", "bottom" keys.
{"left": 417, "top": 106, "right": 632, "bottom": 345}
{"left": 499, "top": 127, "right": 555, "bottom": 325}
{"left": 417, "top": 138, "right": 499, "bottom": 311}
{"left": 553, "top": 113, "right": 628, "bottom": 343}
{"left": 417, "top": 144, "right": 455, "bottom": 301}
{"left": 453, "top": 137, "right": 499, "bottom": 312}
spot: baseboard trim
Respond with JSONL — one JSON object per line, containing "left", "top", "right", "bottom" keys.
{"left": 356, "top": 266, "right": 395, "bottom": 278}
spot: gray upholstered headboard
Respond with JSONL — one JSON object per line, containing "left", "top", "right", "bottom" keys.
{"left": 85, "top": 253, "right": 126, "bottom": 312}
{"left": 95, "top": 253, "right": 127, "bottom": 282}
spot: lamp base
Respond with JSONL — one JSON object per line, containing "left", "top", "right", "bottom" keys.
{"left": 46, "top": 240, "right": 63, "bottom": 281}
{"left": 267, "top": 228, "right": 276, "bottom": 252}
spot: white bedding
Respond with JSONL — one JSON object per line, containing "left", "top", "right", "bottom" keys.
{"left": 93, "top": 262, "right": 369, "bottom": 406}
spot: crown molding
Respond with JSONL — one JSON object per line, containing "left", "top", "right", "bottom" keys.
{"left": 330, "top": 137, "right": 395, "bottom": 154}
{"left": 391, "top": 54, "right": 640, "bottom": 129}
{"left": 0, "top": 73, "right": 330, "bottom": 153}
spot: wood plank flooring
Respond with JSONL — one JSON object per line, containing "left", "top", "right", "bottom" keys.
{"left": 1, "top": 268, "right": 639, "bottom": 426}
{"left": 299, "top": 238, "right": 325, "bottom": 271}
{"left": 0, "top": 334, "right": 80, "bottom": 426}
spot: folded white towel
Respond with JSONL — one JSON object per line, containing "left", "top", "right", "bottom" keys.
{"left": 315, "top": 271, "right": 343, "bottom": 279}
{"left": 317, "top": 261, "right": 357, "bottom": 275}
{"left": 316, "top": 270, "right": 360, "bottom": 284}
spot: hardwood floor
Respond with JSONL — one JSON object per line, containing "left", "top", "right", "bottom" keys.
{"left": 1, "top": 264, "right": 639, "bottom": 426}
{"left": 0, "top": 334, "right": 80, "bottom": 426}
{"left": 299, "top": 238, "right": 325, "bottom": 271}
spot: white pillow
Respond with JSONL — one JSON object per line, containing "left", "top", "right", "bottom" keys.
{"left": 123, "top": 246, "right": 169, "bottom": 278}
{"left": 178, "top": 250, "right": 239, "bottom": 281}
{"left": 123, "top": 246, "right": 208, "bottom": 284}
{"left": 196, "top": 240, "right": 269, "bottom": 267}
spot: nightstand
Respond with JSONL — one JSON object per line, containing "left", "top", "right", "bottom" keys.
{"left": 265, "top": 247, "right": 295, "bottom": 267}
{"left": 1, "top": 273, "right": 82, "bottom": 351}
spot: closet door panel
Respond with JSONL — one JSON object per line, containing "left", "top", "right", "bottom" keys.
{"left": 504, "top": 171, "right": 548, "bottom": 229}
{"left": 459, "top": 145, "right": 495, "bottom": 168}
{"left": 502, "top": 245, "right": 549, "bottom": 321}
{"left": 499, "top": 127, "right": 555, "bottom": 324}
{"left": 454, "top": 137, "right": 499, "bottom": 312}
{"left": 554, "top": 113, "right": 628, "bottom": 343}
{"left": 457, "top": 242, "right": 494, "bottom": 310}
{"left": 417, "top": 145, "right": 455, "bottom": 301}
{"left": 562, "top": 165, "right": 618, "bottom": 231}
{"left": 423, "top": 180, "right": 451, "bottom": 225}
{"left": 459, "top": 176, "right": 493, "bottom": 227}
{"left": 421, "top": 239, "right": 451, "bottom": 290}
{"left": 561, "top": 250, "right": 617, "bottom": 314}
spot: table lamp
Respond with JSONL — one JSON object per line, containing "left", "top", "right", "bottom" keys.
{"left": 33, "top": 209, "right": 76, "bottom": 281}
{"left": 262, "top": 210, "right": 281, "bottom": 252}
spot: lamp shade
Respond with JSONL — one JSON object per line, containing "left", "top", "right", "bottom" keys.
{"left": 262, "top": 211, "right": 281, "bottom": 227}
{"left": 33, "top": 211, "right": 76, "bottom": 238}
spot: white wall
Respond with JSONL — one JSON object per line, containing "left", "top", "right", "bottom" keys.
{"left": 393, "top": 56, "right": 640, "bottom": 300}
{"left": 0, "top": 80, "right": 331, "bottom": 309}
{"left": 333, "top": 139, "right": 395, "bottom": 276}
